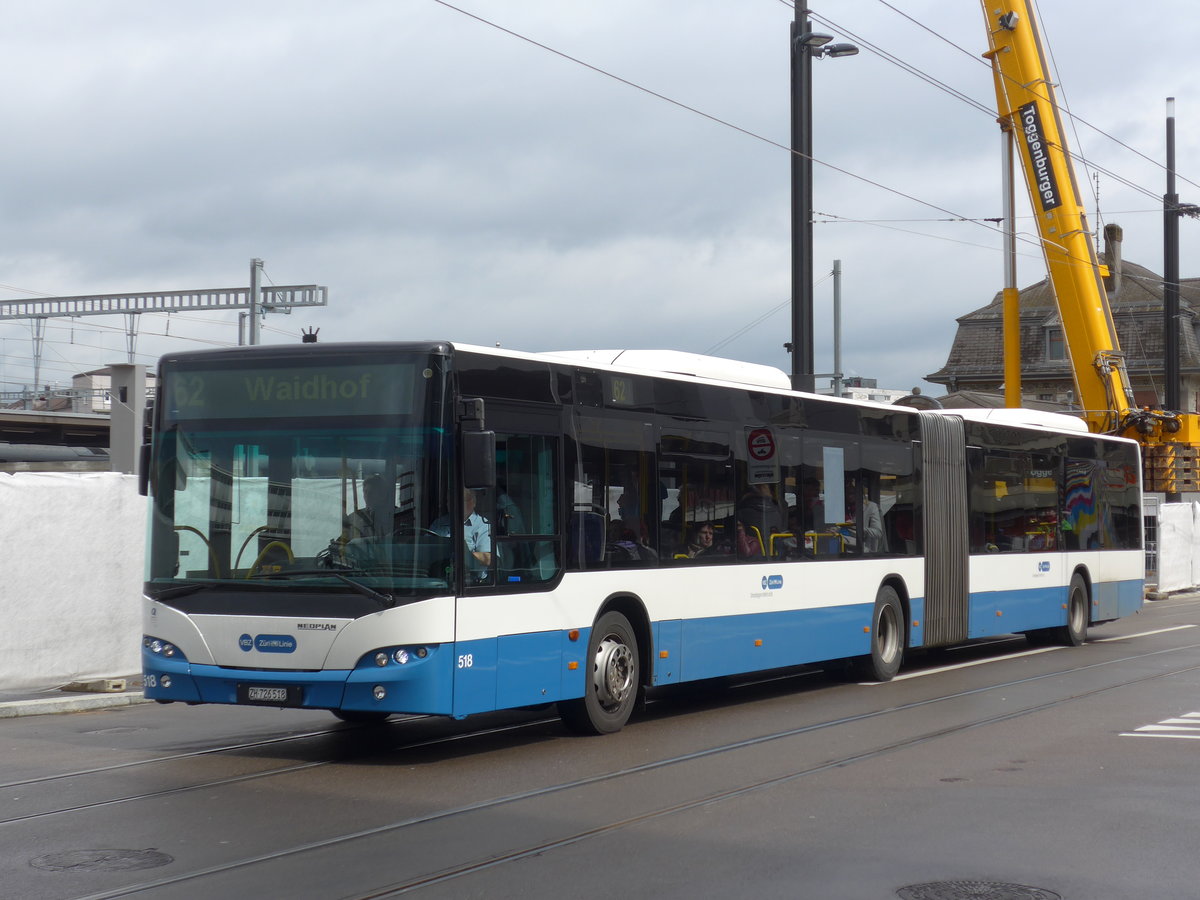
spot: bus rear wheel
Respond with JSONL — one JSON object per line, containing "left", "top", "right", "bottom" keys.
{"left": 1025, "top": 574, "right": 1089, "bottom": 647}
{"left": 850, "top": 585, "right": 906, "bottom": 682}
{"left": 560, "top": 611, "right": 640, "bottom": 735}
{"left": 1056, "top": 574, "right": 1089, "bottom": 646}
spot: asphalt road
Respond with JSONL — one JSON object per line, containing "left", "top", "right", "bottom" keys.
{"left": 3, "top": 594, "right": 1200, "bottom": 900}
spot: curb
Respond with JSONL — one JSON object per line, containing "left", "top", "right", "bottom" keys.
{"left": 0, "top": 691, "right": 149, "bottom": 719}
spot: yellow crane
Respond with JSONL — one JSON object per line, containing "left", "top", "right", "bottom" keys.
{"left": 979, "top": 0, "right": 1196, "bottom": 462}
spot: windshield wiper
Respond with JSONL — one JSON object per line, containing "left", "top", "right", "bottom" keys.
{"left": 246, "top": 568, "right": 396, "bottom": 609}
{"left": 329, "top": 573, "right": 396, "bottom": 609}
{"left": 149, "top": 583, "right": 220, "bottom": 602}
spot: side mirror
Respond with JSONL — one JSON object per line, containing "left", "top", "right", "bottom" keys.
{"left": 462, "top": 430, "right": 496, "bottom": 490}
{"left": 138, "top": 443, "right": 152, "bottom": 496}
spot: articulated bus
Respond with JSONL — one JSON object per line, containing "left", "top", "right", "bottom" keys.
{"left": 141, "top": 342, "right": 1143, "bottom": 733}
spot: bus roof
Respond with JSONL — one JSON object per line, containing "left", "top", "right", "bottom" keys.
{"left": 930, "top": 406, "right": 1091, "bottom": 434}
{"left": 529, "top": 349, "right": 791, "bottom": 390}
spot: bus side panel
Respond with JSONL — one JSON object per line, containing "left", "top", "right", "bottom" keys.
{"left": 678, "top": 605, "right": 871, "bottom": 682}
{"left": 1095, "top": 549, "right": 1145, "bottom": 620}
{"left": 908, "top": 594, "right": 927, "bottom": 649}
{"left": 653, "top": 619, "right": 683, "bottom": 686}
{"left": 967, "top": 584, "right": 1068, "bottom": 638}
{"left": 451, "top": 637, "right": 498, "bottom": 718}
{"left": 968, "top": 554, "right": 1067, "bottom": 638}
{"left": 495, "top": 631, "right": 563, "bottom": 709}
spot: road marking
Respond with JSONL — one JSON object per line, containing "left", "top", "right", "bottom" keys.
{"left": 886, "top": 625, "right": 1198, "bottom": 683}
{"left": 1092, "top": 625, "right": 1197, "bottom": 643}
{"left": 1121, "top": 710, "right": 1200, "bottom": 740}
{"left": 889, "top": 646, "right": 1059, "bottom": 681}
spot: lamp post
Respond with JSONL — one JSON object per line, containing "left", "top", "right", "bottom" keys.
{"left": 1163, "top": 98, "right": 1200, "bottom": 412}
{"left": 789, "top": 0, "right": 857, "bottom": 393}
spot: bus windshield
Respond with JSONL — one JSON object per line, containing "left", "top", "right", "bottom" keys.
{"left": 145, "top": 353, "right": 456, "bottom": 603}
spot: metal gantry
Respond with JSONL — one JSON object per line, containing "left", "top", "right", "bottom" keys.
{"left": 0, "top": 263, "right": 327, "bottom": 393}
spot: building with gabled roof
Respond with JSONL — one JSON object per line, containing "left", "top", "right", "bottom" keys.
{"left": 926, "top": 226, "right": 1200, "bottom": 412}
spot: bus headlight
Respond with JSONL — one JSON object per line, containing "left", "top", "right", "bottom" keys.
{"left": 373, "top": 685, "right": 387, "bottom": 701}
{"left": 393, "top": 649, "right": 410, "bottom": 665}
{"left": 144, "top": 637, "right": 180, "bottom": 659}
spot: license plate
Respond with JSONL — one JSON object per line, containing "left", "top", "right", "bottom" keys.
{"left": 238, "top": 684, "right": 301, "bottom": 706}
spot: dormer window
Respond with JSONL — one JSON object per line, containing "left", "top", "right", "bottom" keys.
{"left": 1046, "top": 327, "right": 1066, "bottom": 360}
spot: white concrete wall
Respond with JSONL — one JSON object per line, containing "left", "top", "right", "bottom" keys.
{"left": 0, "top": 472, "right": 144, "bottom": 691}
{"left": 1156, "top": 502, "right": 1200, "bottom": 594}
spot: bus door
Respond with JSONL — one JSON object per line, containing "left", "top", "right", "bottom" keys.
{"left": 918, "top": 413, "right": 969, "bottom": 644}
{"left": 452, "top": 403, "right": 564, "bottom": 716}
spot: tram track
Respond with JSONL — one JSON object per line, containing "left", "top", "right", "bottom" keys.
{"left": 49, "top": 633, "right": 1200, "bottom": 900}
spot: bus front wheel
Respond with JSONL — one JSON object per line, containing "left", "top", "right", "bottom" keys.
{"left": 850, "top": 585, "right": 906, "bottom": 682}
{"left": 560, "top": 611, "right": 640, "bottom": 735}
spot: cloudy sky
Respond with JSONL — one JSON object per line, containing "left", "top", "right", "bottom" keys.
{"left": 2, "top": 0, "right": 1198, "bottom": 397}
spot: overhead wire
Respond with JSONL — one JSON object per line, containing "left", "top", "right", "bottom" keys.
{"left": 705, "top": 272, "right": 834, "bottom": 356}
{"left": 3, "top": 1, "right": 1194, "bottom": 383}
{"left": 857, "top": 0, "right": 1200, "bottom": 194}
{"left": 433, "top": 0, "right": 1192, "bottom": 360}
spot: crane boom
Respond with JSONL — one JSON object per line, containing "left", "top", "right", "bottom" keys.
{"left": 979, "top": 0, "right": 1192, "bottom": 445}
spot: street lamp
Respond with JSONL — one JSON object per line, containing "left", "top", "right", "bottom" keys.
{"left": 789, "top": 3, "right": 858, "bottom": 393}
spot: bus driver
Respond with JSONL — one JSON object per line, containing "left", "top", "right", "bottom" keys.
{"left": 433, "top": 488, "right": 493, "bottom": 578}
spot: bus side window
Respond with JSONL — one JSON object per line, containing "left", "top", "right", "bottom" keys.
{"left": 486, "top": 433, "right": 561, "bottom": 586}
{"left": 659, "top": 430, "right": 735, "bottom": 564}
{"left": 575, "top": 416, "right": 656, "bottom": 569}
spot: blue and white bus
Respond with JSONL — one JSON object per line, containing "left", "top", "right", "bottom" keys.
{"left": 141, "top": 342, "right": 1143, "bottom": 733}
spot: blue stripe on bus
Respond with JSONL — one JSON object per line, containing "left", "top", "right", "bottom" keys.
{"left": 966, "top": 577, "right": 1143, "bottom": 638}
{"left": 145, "top": 577, "right": 1141, "bottom": 717}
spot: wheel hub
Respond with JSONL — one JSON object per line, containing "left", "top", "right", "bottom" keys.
{"left": 593, "top": 636, "right": 634, "bottom": 708}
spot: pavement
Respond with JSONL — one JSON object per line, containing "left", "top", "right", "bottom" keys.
{"left": 0, "top": 677, "right": 149, "bottom": 719}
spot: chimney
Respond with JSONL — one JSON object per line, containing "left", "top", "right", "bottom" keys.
{"left": 1103, "top": 223, "right": 1123, "bottom": 297}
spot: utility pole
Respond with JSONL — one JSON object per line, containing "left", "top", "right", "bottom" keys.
{"left": 249, "top": 258, "right": 264, "bottom": 346}
{"left": 790, "top": 0, "right": 815, "bottom": 393}
{"left": 832, "top": 259, "right": 843, "bottom": 397}
{"left": 1164, "top": 98, "right": 1181, "bottom": 413}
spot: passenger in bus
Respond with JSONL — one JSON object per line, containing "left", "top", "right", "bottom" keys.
{"left": 737, "top": 482, "right": 795, "bottom": 556}
{"left": 735, "top": 520, "right": 763, "bottom": 558}
{"left": 737, "top": 483, "right": 784, "bottom": 538}
{"left": 681, "top": 522, "right": 716, "bottom": 558}
{"left": 607, "top": 517, "right": 657, "bottom": 563}
{"left": 432, "top": 488, "right": 493, "bottom": 577}
{"left": 839, "top": 482, "right": 887, "bottom": 553}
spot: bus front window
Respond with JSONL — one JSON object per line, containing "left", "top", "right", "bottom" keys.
{"left": 146, "top": 356, "right": 455, "bottom": 603}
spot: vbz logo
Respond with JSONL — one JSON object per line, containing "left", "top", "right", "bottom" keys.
{"left": 239, "top": 634, "right": 254, "bottom": 652}
{"left": 1037, "top": 561, "right": 1051, "bottom": 573}
{"left": 761, "top": 574, "right": 784, "bottom": 591}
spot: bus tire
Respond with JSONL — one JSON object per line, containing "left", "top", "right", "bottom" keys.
{"left": 331, "top": 709, "right": 391, "bottom": 724}
{"left": 1056, "top": 574, "right": 1089, "bottom": 647}
{"left": 850, "top": 585, "right": 906, "bottom": 682}
{"left": 559, "top": 611, "right": 640, "bottom": 735}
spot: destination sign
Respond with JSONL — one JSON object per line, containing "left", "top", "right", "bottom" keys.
{"left": 163, "top": 363, "right": 418, "bottom": 420}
